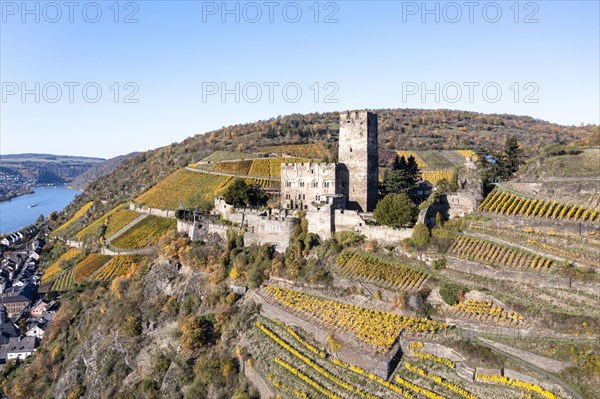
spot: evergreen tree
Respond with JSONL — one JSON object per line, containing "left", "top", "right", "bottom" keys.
{"left": 502, "top": 134, "right": 523, "bottom": 176}
{"left": 373, "top": 193, "right": 418, "bottom": 228}
{"left": 382, "top": 155, "right": 420, "bottom": 196}
{"left": 223, "top": 179, "right": 267, "bottom": 208}
{"left": 406, "top": 155, "right": 421, "bottom": 182}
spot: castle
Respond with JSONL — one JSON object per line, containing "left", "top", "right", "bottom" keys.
{"left": 280, "top": 110, "right": 378, "bottom": 212}
{"left": 179, "top": 111, "right": 413, "bottom": 251}
{"left": 177, "top": 110, "right": 480, "bottom": 251}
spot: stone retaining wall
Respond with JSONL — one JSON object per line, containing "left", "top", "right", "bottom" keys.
{"left": 129, "top": 202, "right": 176, "bottom": 218}
{"left": 250, "top": 291, "right": 401, "bottom": 379}
{"left": 447, "top": 257, "right": 600, "bottom": 295}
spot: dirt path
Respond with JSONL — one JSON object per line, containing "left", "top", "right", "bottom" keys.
{"left": 470, "top": 334, "right": 584, "bottom": 399}
{"left": 104, "top": 214, "right": 148, "bottom": 245}
{"left": 185, "top": 166, "right": 279, "bottom": 182}
{"left": 477, "top": 338, "right": 572, "bottom": 373}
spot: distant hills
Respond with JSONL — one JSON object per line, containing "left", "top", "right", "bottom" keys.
{"left": 0, "top": 154, "right": 105, "bottom": 185}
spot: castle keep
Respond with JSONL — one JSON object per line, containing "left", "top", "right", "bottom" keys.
{"left": 338, "top": 111, "right": 379, "bottom": 212}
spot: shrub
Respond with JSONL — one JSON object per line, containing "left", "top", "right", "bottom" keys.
{"left": 439, "top": 282, "right": 468, "bottom": 305}
{"left": 334, "top": 230, "right": 364, "bottom": 247}
{"left": 180, "top": 315, "right": 215, "bottom": 352}
{"left": 432, "top": 257, "right": 447, "bottom": 270}
{"left": 410, "top": 222, "right": 431, "bottom": 249}
{"left": 374, "top": 193, "right": 418, "bottom": 228}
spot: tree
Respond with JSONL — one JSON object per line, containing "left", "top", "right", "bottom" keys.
{"left": 246, "top": 183, "right": 267, "bottom": 208}
{"left": 502, "top": 134, "right": 523, "bottom": 176}
{"left": 222, "top": 179, "right": 267, "bottom": 208}
{"left": 406, "top": 155, "right": 421, "bottom": 182}
{"left": 382, "top": 169, "right": 413, "bottom": 195}
{"left": 410, "top": 222, "right": 430, "bottom": 249}
{"left": 439, "top": 282, "right": 469, "bottom": 305}
{"left": 373, "top": 193, "right": 418, "bottom": 228}
{"left": 381, "top": 155, "right": 420, "bottom": 196}
{"left": 223, "top": 179, "right": 249, "bottom": 207}
{"left": 180, "top": 315, "right": 215, "bottom": 352}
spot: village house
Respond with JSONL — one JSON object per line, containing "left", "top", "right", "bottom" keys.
{"left": 0, "top": 305, "right": 19, "bottom": 346}
{"left": 0, "top": 284, "right": 36, "bottom": 318}
{"left": 0, "top": 336, "right": 37, "bottom": 362}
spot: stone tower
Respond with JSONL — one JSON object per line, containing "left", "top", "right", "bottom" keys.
{"left": 337, "top": 111, "right": 378, "bottom": 212}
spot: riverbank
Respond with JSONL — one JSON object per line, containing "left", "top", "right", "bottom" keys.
{"left": 0, "top": 186, "right": 34, "bottom": 202}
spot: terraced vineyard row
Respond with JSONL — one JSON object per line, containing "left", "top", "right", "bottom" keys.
{"left": 455, "top": 149, "right": 478, "bottom": 161}
{"left": 260, "top": 144, "right": 332, "bottom": 159}
{"left": 135, "top": 169, "right": 233, "bottom": 210}
{"left": 51, "top": 201, "right": 94, "bottom": 236}
{"left": 422, "top": 169, "right": 453, "bottom": 185}
{"left": 76, "top": 205, "right": 140, "bottom": 242}
{"left": 253, "top": 318, "right": 504, "bottom": 399}
{"left": 479, "top": 189, "right": 599, "bottom": 223}
{"left": 256, "top": 322, "right": 381, "bottom": 399}
{"left": 244, "top": 178, "right": 279, "bottom": 189}
{"left": 396, "top": 151, "right": 428, "bottom": 168}
{"left": 93, "top": 255, "right": 144, "bottom": 280}
{"left": 41, "top": 249, "right": 82, "bottom": 283}
{"left": 248, "top": 157, "right": 309, "bottom": 178}
{"left": 394, "top": 373, "right": 450, "bottom": 399}
{"left": 263, "top": 286, "right": 446, "bottom": 351}
{"left": 336, "top": 251, "right": 428, "bottom": 290}
{"left": 452, "top": 299, "right": 523, "bottom": 325}
{"left": 411, "top": 350, "right": 455, "bottom": 369}
{"left": 449, "top": 235, "right": 556, "bottom": 271}
{"left": 74, "top": 254, "right": 112, "bottom": 282}
{"left": 51, "top": 268, "right": 75, "bottom": 291}
{"left": 476, "top": 373, "right": 564, "bottom": 399}
{"left": 213, "top": 159, "right": 253, "bottom": 175}
{"left": 404, "top": 362, "right": 479, "bottom": 399}
{"left": 111, "top": 215, "right": 175, "bottom": 249}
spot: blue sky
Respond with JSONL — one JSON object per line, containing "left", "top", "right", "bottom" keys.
{"left": 1, "top": 1, "right": 599, "bottom": 158}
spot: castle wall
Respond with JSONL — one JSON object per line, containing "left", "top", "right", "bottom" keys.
{"left": 177, "top": 219, "right": 208, "bottom": 241}
{"left": 208, "top": 223, "right": 234, "bottom": 239}
{"left": 359, "top": 225, "right": 413, "bottom": 244}
{"left": 129, "top": 202, "right": 176, "bottom": 218}
{"left": 334, "top": 209, "right": 365, "bottom": 231}
{"left": 305, "top": 205, "right": 334, "bottom": 241}
{"left": 280, "top": 162, "right": 337, "bottom": 210}
{"left": 447, "top": 192, "right": 479, "bottom": 219}
{"left": 244, "top": 215, "right": 296, "bottom": 252}
{"left": 332, "top": 209, "right": 413, "bottom": 244}
{"left": 337, "top": 111, "right": 378, "bottom": 212}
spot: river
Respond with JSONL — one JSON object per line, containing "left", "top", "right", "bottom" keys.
{"left": 0, "top": 186, "right": 80, "bottom": 234}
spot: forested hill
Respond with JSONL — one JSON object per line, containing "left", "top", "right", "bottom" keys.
{"left": 64, "top": 108, "right": 597, "bottom": 216}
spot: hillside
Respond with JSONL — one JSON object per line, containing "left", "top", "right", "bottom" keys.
{"left": 70, "top": 152, "right": 139, "bottom": 190}
{"left": 0, "top": 153, "right": 105, "bottom": 200}
{"left": 2, "top": 110, "right": 598, "bottom": 399}
{"left": 61, "top": 109, "right": 595, "bottom": 218}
